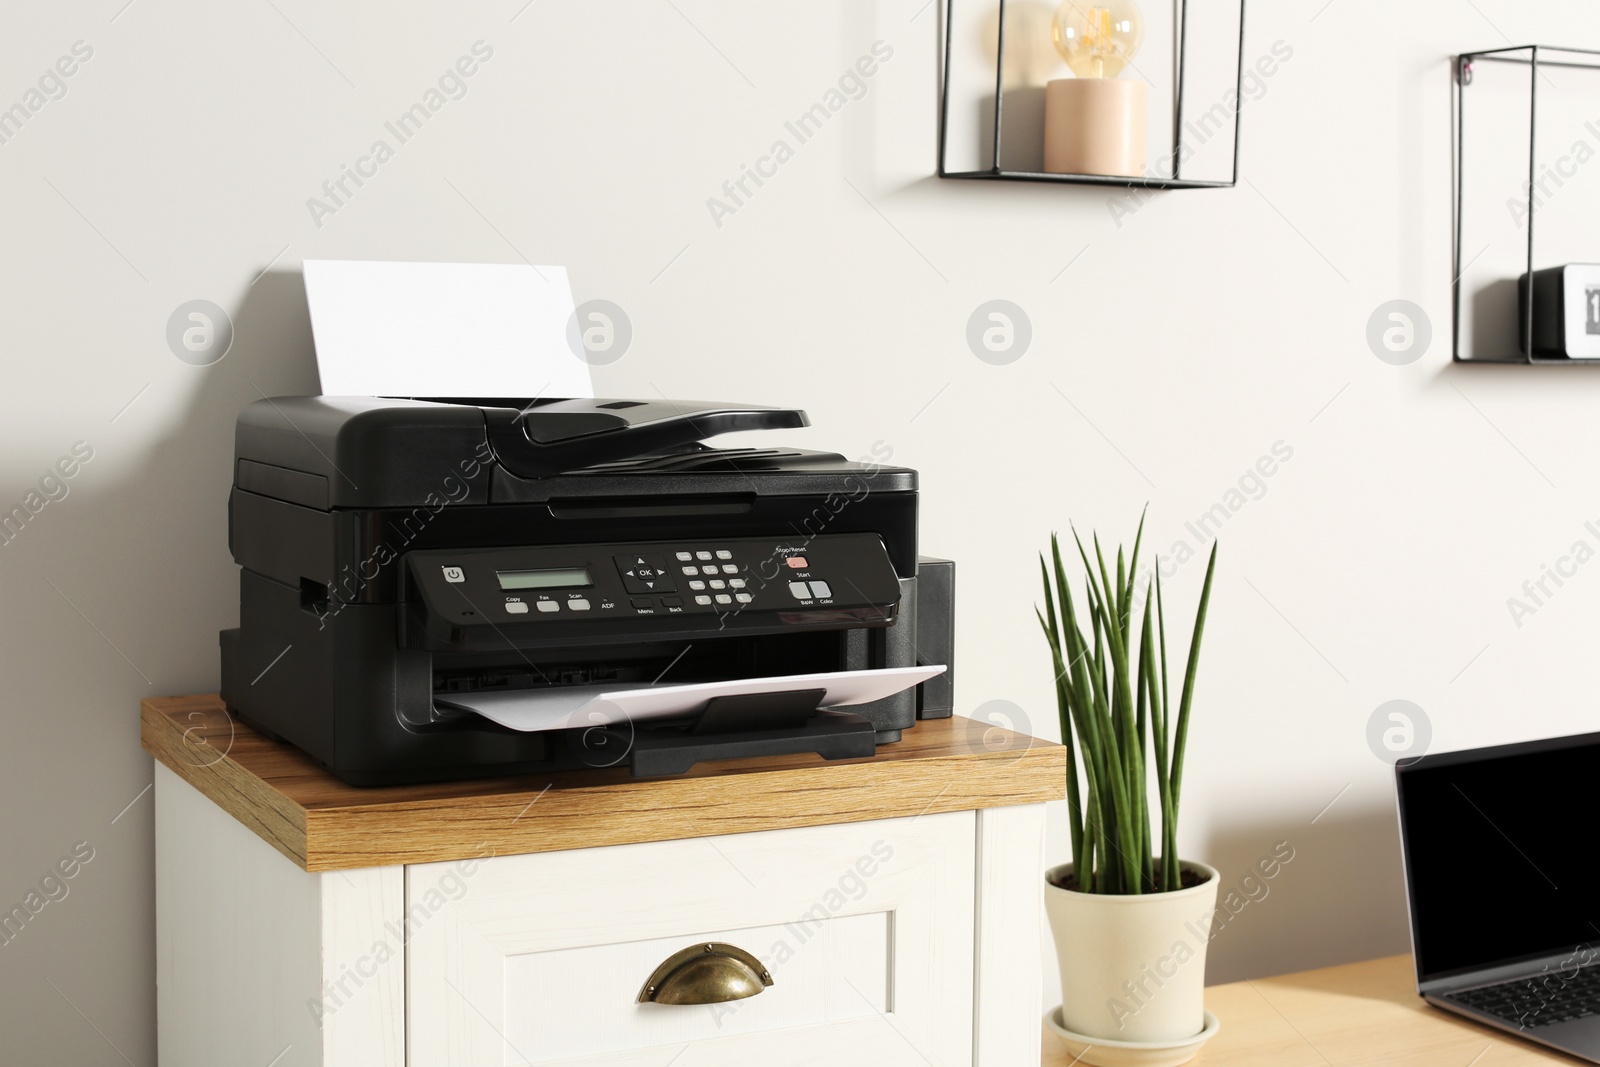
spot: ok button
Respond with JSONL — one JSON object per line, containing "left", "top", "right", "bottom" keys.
{"left": 616, "top": 552, "right": 675, "bottom": 595}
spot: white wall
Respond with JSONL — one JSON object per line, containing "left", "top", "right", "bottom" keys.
{"left": 5, "top": 0, "right": 1600, "bottom": 1059}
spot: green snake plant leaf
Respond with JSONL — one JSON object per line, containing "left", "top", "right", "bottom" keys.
{"left": 1038, "top": 519, "right": 1218, "bottom": 895}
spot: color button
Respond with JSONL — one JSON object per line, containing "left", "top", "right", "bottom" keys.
{"left": 786, "top": 556, "right": 809, "bottom": 569}
{"left": 788, "top": 582, "right": 812, "bottom": 600}
{"left": 505, "top": 601, "right": 529, "bottom": 614}
{"left": 809, "top": 581, "right": 832, "bottom": 598}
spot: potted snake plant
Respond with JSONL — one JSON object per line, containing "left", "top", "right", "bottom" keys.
{"left": 1038, "top": 517, "right": 1220, "bottom": 1060}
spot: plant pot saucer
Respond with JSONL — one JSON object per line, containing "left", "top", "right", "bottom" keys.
{"left": 1044, "top": 1007, "right": 1220, "bottom": 1067}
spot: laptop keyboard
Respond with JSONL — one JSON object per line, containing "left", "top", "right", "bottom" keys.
{"left": 1445, "top": 965, "right": 1600, "bottom": 1028}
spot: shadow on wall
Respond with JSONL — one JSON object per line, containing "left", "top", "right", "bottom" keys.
{"left": 22, "top": 269, "right": 319, "bottom": 694}
{"left": 231, "top": 270, "right": 320, "bottom": 395}
{"left": 1469, "top": 276, "right": 1521, "bottom": 361}
{"left": 1200, "top": 800, "right": 1411, "bottom": 984}
{"left": 0, "top": 269, "right": 319, "bottom": 1067}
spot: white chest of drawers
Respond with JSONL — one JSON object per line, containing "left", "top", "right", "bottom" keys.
{"left": 144, "top": 696, "right": 1063, "bottom": 1067}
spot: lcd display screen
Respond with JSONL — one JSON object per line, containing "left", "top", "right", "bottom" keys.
{"left": 496, "top": 567, "right": 592, "bottom": 590}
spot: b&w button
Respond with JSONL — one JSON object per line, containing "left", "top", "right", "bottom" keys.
{"left": 788, "top": 582, "right": 811, "bottom": 600}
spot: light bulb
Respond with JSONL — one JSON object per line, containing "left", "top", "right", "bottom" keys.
{"left": 1051, "top": 0, "right": 1144, "bottom": 80}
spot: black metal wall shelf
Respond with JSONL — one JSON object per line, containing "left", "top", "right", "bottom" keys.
{"left": 938, "top": 0, "right": 1248, "bottom": 190}
{"left": 940, "top": 169, "right": 1235, "bottom": 189}
{"left": 1454, "top": 44, "right": 1600, "bottom": 364}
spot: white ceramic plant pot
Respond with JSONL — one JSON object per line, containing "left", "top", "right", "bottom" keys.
{"left": 1045, "top": 860, "right": 1220, "bottom": 1045}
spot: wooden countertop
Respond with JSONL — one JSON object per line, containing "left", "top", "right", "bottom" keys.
{"left": 142, "top": 695, "right": 1064, "bottom": 872}
{"left": 1044, "top": 954, "right": 1569, "bottom": 1065}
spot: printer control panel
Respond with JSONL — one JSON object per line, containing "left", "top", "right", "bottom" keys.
{"left": 404, "top": 533, "right": 901, "bottom": 641}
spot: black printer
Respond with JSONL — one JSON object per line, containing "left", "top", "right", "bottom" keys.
{"left": 220, "top": 396, "right": 954, "bottom": 785}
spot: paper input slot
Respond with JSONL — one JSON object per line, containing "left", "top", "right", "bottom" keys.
{"left": 303, "top": 259, "right": 592, "bottom": 399}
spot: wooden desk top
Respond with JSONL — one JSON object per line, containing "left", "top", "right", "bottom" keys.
{"left": 142, "top": 694, "right": 1064, "bottom": 873}
{"left": 1044, "top": 954, "right": 1569, "bottom": 1065}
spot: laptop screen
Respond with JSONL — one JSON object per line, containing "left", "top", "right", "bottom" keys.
{"left": 1397, "top": 733, "right": 1600, "bottom": 982}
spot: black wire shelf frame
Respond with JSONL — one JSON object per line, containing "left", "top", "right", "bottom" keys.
{"left": 1454, "top": 44, "right": 1600, "bottom": 364}
{"left": 938, "top": 0, "right": 1248, "bottom": 189}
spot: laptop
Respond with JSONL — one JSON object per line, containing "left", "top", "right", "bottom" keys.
{"left": 1397, "top": 731, "right": 1600, "bottom": 1061}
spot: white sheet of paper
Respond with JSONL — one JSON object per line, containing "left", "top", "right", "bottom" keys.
{"left": 303, "top": 259, "right": 592, "bottom": 400}
{"left": 432, "top": 666, "right": 947, "bottom": 734}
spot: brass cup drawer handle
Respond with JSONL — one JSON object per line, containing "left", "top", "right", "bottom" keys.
{"left": 637, "top": 942, "right": 774, "bottom": 1005}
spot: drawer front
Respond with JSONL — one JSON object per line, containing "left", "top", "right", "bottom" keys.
{"left": 406, "top": 811, "right": 976, "bottom": 1066}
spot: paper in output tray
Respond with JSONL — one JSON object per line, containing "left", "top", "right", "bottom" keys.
{"left": 433, "top": 666, "right": 947, "bottom": 734}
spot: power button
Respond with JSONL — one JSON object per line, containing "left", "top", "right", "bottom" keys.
{"left": 441, "top": 566, "right": 465, "bottom": 583}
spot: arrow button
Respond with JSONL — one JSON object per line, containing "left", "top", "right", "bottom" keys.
{"left": 615, "top": 552, "right": 677, "bottom": 595}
